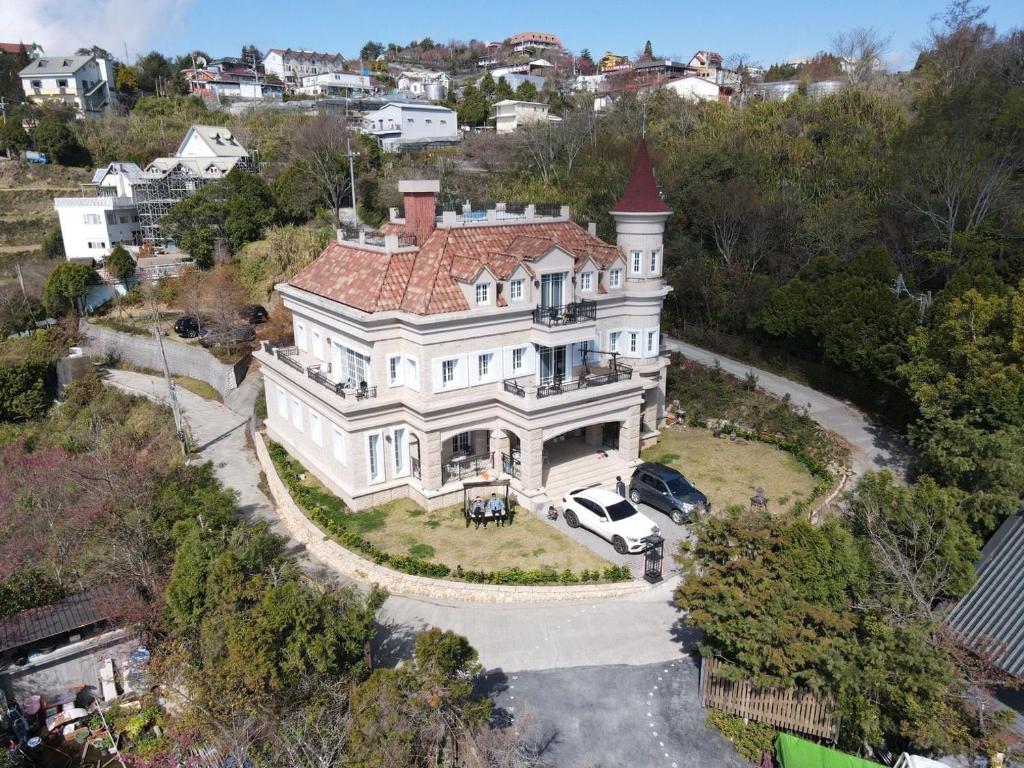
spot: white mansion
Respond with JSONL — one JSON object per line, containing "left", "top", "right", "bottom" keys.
{"left": 257, "top": 142, "right": 673, "bottom": 510}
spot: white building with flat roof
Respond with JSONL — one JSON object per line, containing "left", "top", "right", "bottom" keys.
{"left": 493, "top": 100, "right": 559, "bottom": 133}
{"left": 256, "top": 142, "right": 672, "bottom": 513}
{"left": 361, "top": 103, "right": 459, "bottom": 151}
{"left": 298, "top": 72, "right": 374, "bottom": 96}
{"left": 53, "top": 162, "right": 144, "bottom": 261}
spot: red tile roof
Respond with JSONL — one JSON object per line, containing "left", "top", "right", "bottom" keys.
{"left": 610, "top": 139, "right": 673, "bottom": 214}
{"left": 289, "top": 220, "right": 622, "bottom": 316}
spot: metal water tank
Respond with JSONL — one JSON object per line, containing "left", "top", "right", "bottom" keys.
{"left": 425, "top": 81, "right": 447, "bottom": 101}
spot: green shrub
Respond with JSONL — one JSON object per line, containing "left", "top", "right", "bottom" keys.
{"left": 705, "top": 708, "right": 777, "bottom": 762}
{"left": 267, "top": 440, "right": 633, "bottom": 587}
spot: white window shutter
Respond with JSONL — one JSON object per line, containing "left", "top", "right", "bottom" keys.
{"left": 431, "top": 359, "right": 444, "bottom": 392}
{"left": 405, "top": 356, "right": 420, "bottom": 391}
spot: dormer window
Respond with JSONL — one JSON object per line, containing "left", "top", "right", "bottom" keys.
{"left": 580, "top": 271, "right": 593, "bottom": 292}
{"left": 609, "top": 268, "right": 622, "bottom": 288}
{"left": 509, "top": 279, "right": 524, "bottom": 302}
{"left": 475, "top": 282, "right": 489, "bottom": 305}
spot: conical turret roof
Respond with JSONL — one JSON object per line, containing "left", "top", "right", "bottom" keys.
{"left": 610, "top": 139, "right": 672, "bottom": 214}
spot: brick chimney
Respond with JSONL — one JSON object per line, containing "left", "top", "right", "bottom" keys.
{"left": 399, "top": 180, "right": 440, "bottom": 247}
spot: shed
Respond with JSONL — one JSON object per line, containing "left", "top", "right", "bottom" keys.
{"left": 0, "top": 590, "right": 114, "bottom": 656}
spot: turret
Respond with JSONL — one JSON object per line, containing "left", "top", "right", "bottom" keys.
{"left": 610, "top": 140, "right": 672, "bottom": 283}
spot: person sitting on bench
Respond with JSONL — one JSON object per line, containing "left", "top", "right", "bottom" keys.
{"left": 485, "top": 493, "right": 505, "bottom": 526}
{"left": 471, "top": 496, "right": 486, "bottom": 528}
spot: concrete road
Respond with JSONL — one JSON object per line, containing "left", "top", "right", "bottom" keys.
{"left": 663, "top": 336, "right": 911, "bottom": 480}
{"left": 478, "top": 660, "right": 748, "bottom": 768}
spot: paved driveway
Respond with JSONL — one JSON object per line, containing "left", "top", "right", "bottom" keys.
{"left": 102, "top": 366, "right": 742, "bottom": 766}
{"left": 477, "top": 659, "right": 747, "bottom": 768}
{"left": 663, "top": 337, "right": 912, "bottom": 480}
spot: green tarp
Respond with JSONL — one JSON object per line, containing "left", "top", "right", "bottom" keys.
{"left": 775, "top": 733, "right": 885, "bottom": 768}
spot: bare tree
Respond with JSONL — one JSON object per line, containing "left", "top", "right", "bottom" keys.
{"left": 269, "top": 678, "right": 351, "bottom": 768}
{"left": 515, "top": 105, "right": 597, "bottom": 185}
{"left": 849, "top": 491, "right": 971, "bottom": 626}
{"left": 903, "top": 134, "right": 1021, "bottom": 257}
{"left": 698, "top": 178, "right": 773, "bottom": 274}
{"left": 291, "top": 112, "right": 353, "bottom": 226}
{"left": 920, "top": 1, "right": 997, "bottom": 93}
{"left": 831, "top": 26, "right": 892, "bottom": 84}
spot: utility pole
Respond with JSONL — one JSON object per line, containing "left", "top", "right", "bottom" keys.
{"left": 148, "top": 289, "right": 187, "bottom": 456}
{"left": 346, "top": 135, "right": 359, "bottom": 214}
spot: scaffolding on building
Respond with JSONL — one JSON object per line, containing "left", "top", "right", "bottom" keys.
{"left": 134, "top": 155, "right": 258, "bottom": 246}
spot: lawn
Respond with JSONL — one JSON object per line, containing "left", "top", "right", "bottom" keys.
{"left": 641, "top": 427, "right": 818, "bottom": 514}
{"left": 341, "top": 498, "right": 614, "bottom": 573}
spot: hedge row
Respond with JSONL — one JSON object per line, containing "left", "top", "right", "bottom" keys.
{"left": 267, "top": 440, "right": 633, "bottom": 586}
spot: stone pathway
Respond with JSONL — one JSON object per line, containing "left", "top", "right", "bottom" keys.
{"left": 663, "top": 336, "right": 912, "bottom": 480}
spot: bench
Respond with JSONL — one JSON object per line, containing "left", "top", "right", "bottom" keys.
{"left": 464, "top": 501, "right": 515, "bottom": 528}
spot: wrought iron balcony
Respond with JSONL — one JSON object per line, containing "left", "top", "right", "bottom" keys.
{"left": 502, "top": 359, "right": 633, "bottom": 399}
{"left": 532, "top": 300, "right": 597, "bottom": 326}
{"left": 276, "top": 346, "right": 303, "bottom": 372}
{"left": 307, "top": 365, "right": 345, "bottom": 395}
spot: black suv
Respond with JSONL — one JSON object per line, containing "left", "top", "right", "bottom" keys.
{"left": 243, "top": 304, "right": 269, "bottom": 324}
{"left": 173, "top": 315, "right": 200, "bottom": 338}
{"left": 628, "top": 462, "right": 708, "bottom": 525}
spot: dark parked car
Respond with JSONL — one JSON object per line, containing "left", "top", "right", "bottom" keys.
{"left": 198, "top": 324, "right": 256, "bottom": 348}
{"left": 628, "top": 462, "right": 708, "bottom": 525}
{"left": 243, "top": 304, "right": 269, "bottom": 324}
{"left": 173, "top": 315, "right": 200, "bottom": 338}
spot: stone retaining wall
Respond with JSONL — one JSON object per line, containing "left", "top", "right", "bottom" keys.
{"left": 79, "top": 322, "right": 250, "bottom": 398}
{"left": 253, "top": 431, "right": 653, "bottom": 604}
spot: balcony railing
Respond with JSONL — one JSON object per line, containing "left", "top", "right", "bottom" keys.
{"left": 532, "top": 300, "right": 597, "bottom": 326}
{"left": 272, "top": 345, "right": 377, "bottom": 401}
{"left": 501, "top": 452, "right": 521, "bottom": 479}
{"left": 443, "top": 453, "right": 492, "bottom": 485}
{"left": 503, "top": 378, "right": 526, "bottom": 397}
{"left": 502, "top": 359, "right": 633, "bottom": 399}
{"left": 307, "top": 365, "right": 345, "bottom": 395}
{"left": 536, "top": 362, "right": 632, "bottom": 398}
{"left": 276, "top": 346, "right": 303, "bottom": 372}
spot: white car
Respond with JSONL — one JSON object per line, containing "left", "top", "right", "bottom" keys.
{"left": 561, "top": 487, "right": 661, "bottom": 554}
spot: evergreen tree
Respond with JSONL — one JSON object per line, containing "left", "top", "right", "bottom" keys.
{"left": 643, "top": 40, "right": 654, "bottom": 60}
{"left": 479, "top": 70, "right": 496, "bottom": 97}
{"left": 494, "top": 76, "right": 514, "bottom": 101}
{"left": 514, "top": 79, "right": 539, "bottom": 101}
{"left": 457, "top": 84, "right": 488, "bottom": 127}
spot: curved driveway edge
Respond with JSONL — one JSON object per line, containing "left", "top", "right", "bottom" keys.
{"left": 254, "top": 431, "right": 656, "bottom": 604}
{"left": 663, "top": 336, "right": 911, "bottom": 480}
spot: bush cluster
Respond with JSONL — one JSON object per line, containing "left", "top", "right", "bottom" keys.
{"left": 268, "top": 441, "right": 633, "bottom": 586}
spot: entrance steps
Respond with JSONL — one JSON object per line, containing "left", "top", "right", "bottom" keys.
{"left": 542, "top": 448, "right": 632, "bottom": 504}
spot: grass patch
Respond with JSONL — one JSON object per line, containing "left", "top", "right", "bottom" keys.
{"left": 409, "top": 543, "right": 436, "bottom": 559}
{"left": 353, "top": 499, "right": 614, "bottom": 574}
{"left": 172, "top": 376, "right": 222, "bottom": 403}
{"left": 642, "top": 428, "right": 817, "bottom": 516}
{"left": 267, "top": 440, "right": 629, "bottom": 585}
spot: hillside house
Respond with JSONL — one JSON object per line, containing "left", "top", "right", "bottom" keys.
{"left": 361, "top": 103, "right": 459, "bottom": 152}
{"left": 19, "top": 54, "right": 112, "bottom": 116}
{"left": 256, "top": 142, "right": 672, "bottom": 512}
{"left": 493, "top": 100, "right": 559, "bottom": 133}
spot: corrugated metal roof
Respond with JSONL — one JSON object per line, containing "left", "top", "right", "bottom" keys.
{"left": 947, "top": 508, "right": 1024, "bottom": 676}
{"left": 0, "top": 589, "right": 113, "bottom": 653}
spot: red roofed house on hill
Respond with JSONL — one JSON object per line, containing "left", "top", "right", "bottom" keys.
{"left": 256, "top": 143, "right": 673, "bottom": 512}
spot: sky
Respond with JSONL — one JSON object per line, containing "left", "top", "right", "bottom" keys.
{"left": 3, "top": 0, "right": 1021, "bottom": 71}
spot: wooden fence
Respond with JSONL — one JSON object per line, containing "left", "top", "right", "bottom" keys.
{"left": 699, "top": 656, "right": 838, "bottom": 741}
